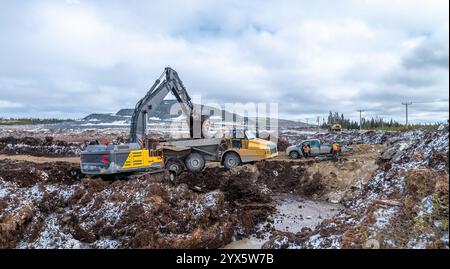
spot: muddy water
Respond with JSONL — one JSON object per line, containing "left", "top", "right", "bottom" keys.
{"left": 224, "top": 194, "right": 343, "bottom": 249}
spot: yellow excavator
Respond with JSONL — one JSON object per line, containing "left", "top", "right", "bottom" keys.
{"left": 80, "top": 67, "right": 277, "bottom": 177}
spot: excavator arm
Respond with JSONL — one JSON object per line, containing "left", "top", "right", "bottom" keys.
{"left": 129, "top": 67, "right": 198, "bottom": 146}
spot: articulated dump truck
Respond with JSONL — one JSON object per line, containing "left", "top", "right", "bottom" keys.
{"left": 80, "top": 67, "right": 277, "bottom": 177}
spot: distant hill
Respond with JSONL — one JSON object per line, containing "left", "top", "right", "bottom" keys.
{"left": 82, "top": 101, "right": 312, "bottom": 129}
{"left": 116, "top": 109, "right": 134, "bottom": 117}
{"left": 83, "top": 113, "right": 129, "bottom": 122}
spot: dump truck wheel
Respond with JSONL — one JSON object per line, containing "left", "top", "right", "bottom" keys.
{"left": 289, "top": 151, "right": 300, "bottom": 159}
{"left": 166, "top": 159, "right": 184, "bottom": 176}
{"left": 184, "top": 153, "right": 205, "bottom": 172}
{"left": 223, "top": 152, "right": 241, "bottom": 169}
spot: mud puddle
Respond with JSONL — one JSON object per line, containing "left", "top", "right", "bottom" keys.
{"left": 224, "top": 194, "right": 342, "bottom": 249}
{"left": 272, "top": 194, "right": 343, "bottom": 232}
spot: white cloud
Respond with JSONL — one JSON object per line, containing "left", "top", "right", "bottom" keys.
{"left": 0, "top": 100, "right": 24, "bottom": 109}
{"left": 0, "top": 0, "right": 448, "bottom": 123}
{"left": 65, "top": 0, "right": 80, "bottom": 5}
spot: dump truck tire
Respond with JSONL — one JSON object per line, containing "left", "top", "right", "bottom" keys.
{"left": 184, "top": 152, "right": 205, "bottom": 172}
{"left": 223, "top": 152, "right": 241, "bottom": 169}
{"left": 289, "top": 151, "right": 300, "bottom": 159}
{"left": 166, "top": 159, "right": 184, "bottom": 176}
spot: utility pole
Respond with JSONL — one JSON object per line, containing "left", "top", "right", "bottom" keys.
{"left": 357, "top": 109, "right": 365, "bottom": 131}
{"left": 316, "top": 116, "right": 320, "bottom": 132}
{"left": 401, "top": 102, "right": 412, "bottom": 125}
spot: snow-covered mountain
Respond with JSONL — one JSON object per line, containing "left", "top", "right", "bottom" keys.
{"left": 81, "top": 100, "right": 312, "bottom": 129}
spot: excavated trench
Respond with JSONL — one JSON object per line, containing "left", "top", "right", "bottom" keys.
{"left": 0, "top": 145, "right": 382, "bottom": 249}
{"left": 177, "top": 161, "right": 350, "bottom": 248}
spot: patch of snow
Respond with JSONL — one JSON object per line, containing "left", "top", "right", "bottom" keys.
{"left": 26, "top": 184, "right": 44, "bottom": 201}
{"left": 18, "top": 214, "right": 84, "bottom": 249}
{"left": 204, "top": 192, "right": 219, "bottom": 208}
{"left": 417, "top": 195, "right": 433, "bottom": 219}
{"left": 80, "top": 120, "right": 129, "bottom": 126}
{"left": 406, "top": 234, "right": 433, "bottom": 249}
{"left": 441, "top": 233, "right": 449, "bottom": 246}
{"left": 273, "top": 236, "right": 288, "bottom": 246}
{"left": 40, "top": 171, "right": 49, "bottom": 181}
{"left": 375, "top": 207, "right": 397, "bottom": 229}
{"left": 308, "top": 233, "right": 324, "bottom": 248}
{"left": 93, "top": 238, "right": 119, "bottom": 249}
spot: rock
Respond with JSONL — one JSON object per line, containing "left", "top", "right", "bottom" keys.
{"left": 262, "top": 232, "right": 297, "bottom": 249}
{"left": 364, "top": 239, "right": 380, "bottom": 249}
{"left": 386, "top": 137, "right": 402, "bottom": 145}
{"left": 380, "top": 147, "right": 397, "bottom": 160}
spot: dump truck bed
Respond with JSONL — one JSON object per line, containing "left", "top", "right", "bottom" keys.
{"left": 160, "top": 138, "right": 223, "bottom": 161}
{"left": 161, "top": 138, "right": 222, "bottom": 150}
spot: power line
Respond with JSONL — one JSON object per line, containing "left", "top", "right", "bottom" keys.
{"left": 409, "top": 99, "right": 448, "bottom": 104}
{"left": 401, "top": 101, "right": 413, "bottom": 125}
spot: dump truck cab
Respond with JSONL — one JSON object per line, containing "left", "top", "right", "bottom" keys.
{"left": 220, "top": 129, "right": 278, "bottom": 169}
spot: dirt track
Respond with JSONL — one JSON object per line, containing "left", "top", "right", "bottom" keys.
{"left": 0, "top": 155, "right": 79, "bottom": 164}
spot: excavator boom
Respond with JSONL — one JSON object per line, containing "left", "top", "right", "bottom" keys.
{"left": 129, "top": 67, "right": 196, "bottom": 146}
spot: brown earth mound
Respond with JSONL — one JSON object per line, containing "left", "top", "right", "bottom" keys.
{"left": 0, "top": 136, "right": 82, "bottom": 157}
{"left": 0, "top": 160, "right": 84, "bottom": 187}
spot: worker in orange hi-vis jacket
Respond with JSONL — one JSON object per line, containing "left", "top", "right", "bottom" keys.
{"left": 303, "top": 144, "right": 311, "bottom": 158}
{"left": 332, "top": 143, "right": 340, "bottom": 159}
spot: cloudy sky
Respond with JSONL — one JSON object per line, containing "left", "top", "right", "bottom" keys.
{"left": 0, "top": 0, "right": 448, "bottom": 123}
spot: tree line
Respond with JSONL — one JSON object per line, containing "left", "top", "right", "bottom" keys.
{"left": 0, "top": 117, "right": 69, "bottom": 125}
{"left": 321, "top": 111, "right": 441, "bottom": 130}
